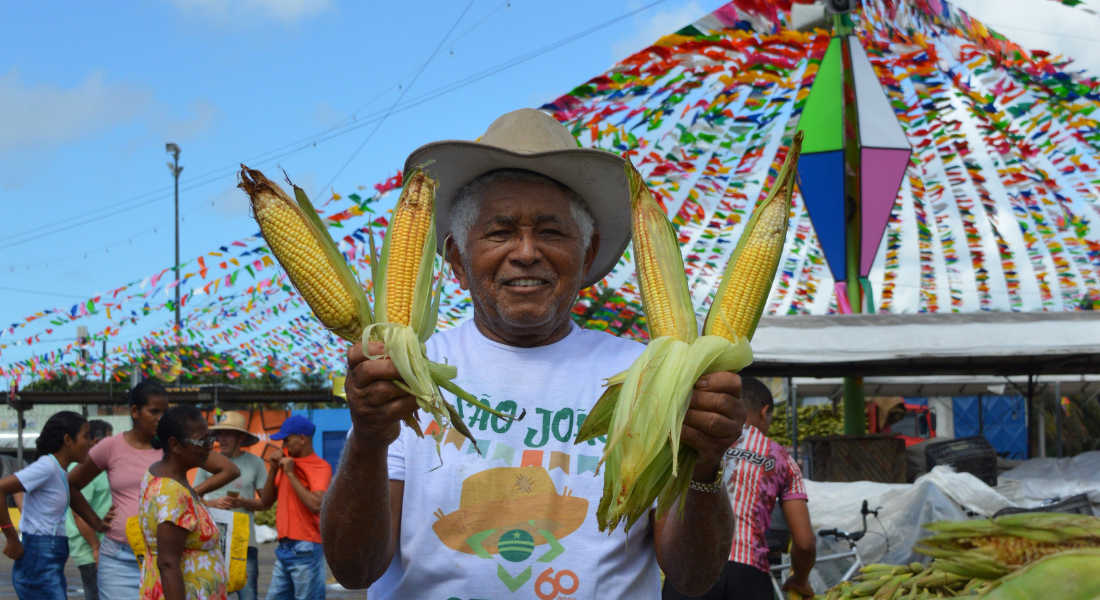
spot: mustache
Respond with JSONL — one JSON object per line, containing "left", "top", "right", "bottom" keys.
{"left": 495, "top": 271, "right": 558, "bottom": 286}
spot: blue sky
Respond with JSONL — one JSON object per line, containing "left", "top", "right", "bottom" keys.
{"left": 0, "top": 0, "right": 720, "bottom": 324}
{"left": 1, "top": 0, "right": 1094, "bottom": 380}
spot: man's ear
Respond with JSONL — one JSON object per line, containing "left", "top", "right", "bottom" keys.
{"left": 582, "top": 230, "right": 601, "bottom": 277}
{"left": 444, "top": 235, "right": 470, "bottom": 291}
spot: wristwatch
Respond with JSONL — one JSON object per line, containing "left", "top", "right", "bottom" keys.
{"left": 688, "top": 461, "right": 725, "bottom": 493}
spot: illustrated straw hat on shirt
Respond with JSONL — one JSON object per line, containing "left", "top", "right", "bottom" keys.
{"left": 432, "top": 467, "right": 588, "bottom": 558}
{"left": 210, "top": 411, "right": 260, "bottom": 447}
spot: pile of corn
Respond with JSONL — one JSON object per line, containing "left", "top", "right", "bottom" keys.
{"left": 767, "top": 404, "right": 844, "bottom": 446}
{"left": 577, "top": 133, "right": 803, "bottom": 532}
{"left": 239, "top": 166, "right": 515, "bottom": 451}
{"left": 809, "top": 513, "right": 1100, "bottom": 599}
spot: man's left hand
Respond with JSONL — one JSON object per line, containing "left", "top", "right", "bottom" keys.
{"left": 280, "top": 456, "right": 296, "bottom": 474}
{"left": 781, "top": 574, "right": 815, "bottom": 598}
{"left": 681, "top": 371, "right": 746, "bottom": 479}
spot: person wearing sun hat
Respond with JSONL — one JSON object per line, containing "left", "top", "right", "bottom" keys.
{"left": 322, "top": 108, "right": 748, "bottom": 599}
{"left": 195, "top": 411, "right": 268, "bottom": 600}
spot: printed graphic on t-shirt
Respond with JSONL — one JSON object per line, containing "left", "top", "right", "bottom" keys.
{"left": 433, "top": 465, "right": 587, "bottom": 595}
{"left": 379, "top": 321, "right": 660, "bottom": 600}
{"left": 416, "top": 390, "right": 606, "bottom": 598}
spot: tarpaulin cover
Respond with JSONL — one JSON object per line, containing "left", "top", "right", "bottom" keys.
{"left": 803, "top": 466, "right": 1016, "bottom": 590}
{"left": 1000, "top": 450, "right": 1100, "bottom": 504}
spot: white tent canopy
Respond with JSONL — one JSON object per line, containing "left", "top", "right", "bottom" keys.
{"left": 745, "top": 312, "right": 1100, "bottom": 378}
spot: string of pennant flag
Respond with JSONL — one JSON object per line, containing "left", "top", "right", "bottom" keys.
{"left": 5, "top": 0, "right": 1100, "bottom": 383}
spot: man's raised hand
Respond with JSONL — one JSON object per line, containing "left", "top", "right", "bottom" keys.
{"left": 681, "top": 371, "right": 746, "bottom": 479}
{"left": 345, "top": 341, "right": 418, "bottom": 450}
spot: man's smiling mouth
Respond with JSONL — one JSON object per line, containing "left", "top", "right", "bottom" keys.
{"left": 504, "top": 278, "right": 548, "bottom": 287}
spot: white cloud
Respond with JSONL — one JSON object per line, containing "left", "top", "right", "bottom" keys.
{"left": 0, "top": 70, "right": 218, "bottom": 156}
{"left": 611, "top": 1, "right": 708, "bottom": 62}
{"left": 165, "top": 0, "right": 332, "bottom": 23}
{"left": 310, "top": 100, "right": 345, "bottom": 128}
{"left": 0, "top": 70, "right": 151, "bottom": 155}
{"left": 952, "top": 0, "right": 1100, "bottom": 78}
{"left": 0, "top": 70, "right": 218, "bottom": 190}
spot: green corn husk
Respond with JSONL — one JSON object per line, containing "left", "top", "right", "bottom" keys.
{"left": 916, "top": 513, "right": 1100, "bottom": 571}
{"left": 576, "top": 159, "right": 753, "bottom": 533}
{"left": 365, "top": 166, "right": 518, "bottom": 452}
{"left": 978, "top": 548, "right": 1100, "bottom": 600}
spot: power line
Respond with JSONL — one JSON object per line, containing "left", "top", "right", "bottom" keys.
{"left": 312, "top": 0, "right": 478, "bottom": 198}
{"left": 2, "top": 0, "right": 668, "bottom": 251}
{"left": 0, "top": 286, "right": 90, "bottom": 300}
{"left": 984, "top": 22, "right": 1100, "bottom": 44}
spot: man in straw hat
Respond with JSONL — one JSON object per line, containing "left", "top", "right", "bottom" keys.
{"left": 322, "top": 109, "right": 747, "bottom": 598}
{"left": 197, "top": 411, "right": 267, "bottom": 600}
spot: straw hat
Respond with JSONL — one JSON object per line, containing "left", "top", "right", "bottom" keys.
{"left": 404, "top": 108, "right": 631, "bottom": 289}
{"left": 432, "top": 467, "right": 588, "bottom": 557}
{"left": 210, "top": 411, "right": 260, "bottom": 447}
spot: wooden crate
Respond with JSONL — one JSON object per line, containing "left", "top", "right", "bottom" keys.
{"left": 803, "top": 434, "right": 906, "bottom": 483}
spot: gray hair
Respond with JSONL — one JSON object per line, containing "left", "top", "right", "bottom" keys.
{"left": 449, "top": 169, "right": 595, "bottom": 257}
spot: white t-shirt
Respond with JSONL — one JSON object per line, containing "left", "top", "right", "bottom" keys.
{"left": 371, "top": 320, "right": 660, "bottom": 600}
{"left": 15, "top": 454, "right": 69, "bottom": 536}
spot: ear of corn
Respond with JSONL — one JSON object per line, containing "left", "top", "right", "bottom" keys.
{"left": 582, "top": 142, "right": 804, "bottom": 532}
{"left": 981, "top": 548, "right": 1100, "bottom": 600}
{"left": 365, "top": 165, "right": 519, "bottom": 453}
{"left": 238, "top": 166, "right": 371, "bottom": 343}
{"left": 916, "top": 512, "right": 1100, "bottom": 569}
{"left": 627, "top": 164, "right": 696, "bottom": 343}
{"left": 583, "top": 159, "right": 753, "bottom": 533}
{"left": 243, "top": 164, "right": 519, "bottom": 455}
{"left": 705, "top": 131, "right": 802, "bottom": 342}
{"left": 374, "top": 168, "right": 439, "bottom": 339}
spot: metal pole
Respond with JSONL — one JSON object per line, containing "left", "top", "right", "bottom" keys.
{"left": 1055, "top": 381, "right": 1064, "bottom": 458}
{"left": 835, "top": 14, "right": 866, "bottom": 435}
{"left": 166, "top": 144, "right": 183, "bottom": 353}
{"left": 1038, "top": 385, "right": 1047, "bottom": 459}
{"left": 791, "top": 379, "right": 800, "bottom": 464}
{"left": 16, "top": 406, "right": 23, "bottom": 465}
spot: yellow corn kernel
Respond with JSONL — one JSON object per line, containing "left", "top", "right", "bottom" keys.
{"left": 707, "top": 186, "right": 790, "bottom": 341}
{"left": 240, "top": 166, "right": 369, "bottom": 342}
{"left": 384, "top": 171, "right": 435, "bottom": 326}
{"left": 251, "top": 190, "right": 354, "bottom": 329}
{"left": 627, "top": 162, "right": 697, "bottom": 343}
{"left": 705, "top": 131, "right": 803, "bottom": 342}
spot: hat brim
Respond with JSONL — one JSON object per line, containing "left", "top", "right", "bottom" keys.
{"left": 209, "top": 425, "right": 260, "bottom": 447}
{"left": 404, "top": 141, "right": 631, "bottom": 289}
{"left": 269, "top": 432, "right": 289, "bottom": 441}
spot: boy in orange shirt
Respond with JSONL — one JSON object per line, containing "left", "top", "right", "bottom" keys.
{"left": 257, "top": 415, "right": 332, "bottom": 600}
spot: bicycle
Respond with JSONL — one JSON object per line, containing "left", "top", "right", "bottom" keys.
{"left": 769, "top": 500, "right": 881, "bottom": 599}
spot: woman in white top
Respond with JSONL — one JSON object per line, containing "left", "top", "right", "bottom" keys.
{"left": 0, "top": 411, "right": 115, "bottom": 600}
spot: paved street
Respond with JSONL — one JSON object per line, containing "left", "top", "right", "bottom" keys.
{"left": 0, "top": 542, "right": 365, "bottom": 598}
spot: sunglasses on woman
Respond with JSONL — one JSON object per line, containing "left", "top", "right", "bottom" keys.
{"left": 181, "top": 435, "right": 217, "bottom": 449}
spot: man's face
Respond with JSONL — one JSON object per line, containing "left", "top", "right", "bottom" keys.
{"left": 282, "top": 433, "right": 305, "bottom": 458}
{"left": 215, "top": 430, "right": 243, "bottom": 455}
{"left": 448, "top": 179, "right": 599, "bottom": 340}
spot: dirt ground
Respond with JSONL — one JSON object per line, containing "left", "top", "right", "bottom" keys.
{"left": 0, "top": 541, "right": 365, "bottom": 598}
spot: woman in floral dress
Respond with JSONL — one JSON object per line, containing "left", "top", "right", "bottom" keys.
{"left": 138, "top": 406, "right": 228, "bottom": 600}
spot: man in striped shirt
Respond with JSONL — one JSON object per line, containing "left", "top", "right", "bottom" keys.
{"left": 665, "top": 377, "right": 816, "bottom": 600}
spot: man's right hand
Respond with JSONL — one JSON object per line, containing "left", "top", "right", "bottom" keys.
{"left": 267, "top": 450, "right": 283, "bottom": 470}
{"left": 345, "top": 341, "right": 417, "bottom": 450}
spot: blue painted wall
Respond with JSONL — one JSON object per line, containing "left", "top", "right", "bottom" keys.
{"left": 952, "top": 396, "right": 1028, "bottom": 460}
{"left": 291, "top": 408, "right": 352, "bottom": 472}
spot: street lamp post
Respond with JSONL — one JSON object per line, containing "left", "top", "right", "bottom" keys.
{"left": 166, "top": 144, "right": 183, "bottom": 353}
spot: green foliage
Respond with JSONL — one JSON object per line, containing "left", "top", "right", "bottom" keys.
{"left": 766, "top": 403, "right": 843, "bottom": 446}
{"left": 254, "top": 502, "right": 276, "bottom": 527}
